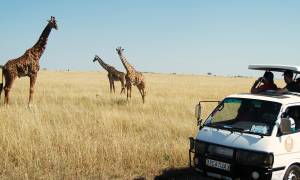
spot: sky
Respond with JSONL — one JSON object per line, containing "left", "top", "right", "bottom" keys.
{"left": 1, "top": 1, "right": 300, "bottom": 76}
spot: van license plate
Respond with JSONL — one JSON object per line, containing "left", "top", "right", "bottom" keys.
{"left": 206, "top": 159, "right": 231, "bottom": 171}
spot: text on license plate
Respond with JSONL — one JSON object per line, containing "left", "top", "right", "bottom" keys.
{"left": 206, "top": 159, "right": 231, "bottom": 171}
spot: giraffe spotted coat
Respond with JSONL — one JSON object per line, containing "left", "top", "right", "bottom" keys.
{"left": 116, "top": 47, "right": 146, "bottom": 103}
{"left": 0, "top": 16, "right": 58, "bottom": 105}
{"left": 93, "top": 55, "right": 126, "bottom": 93}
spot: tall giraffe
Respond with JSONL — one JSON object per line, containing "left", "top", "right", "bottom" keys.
{"left": 93, "top": 55, "right": 126, "bottom": 94}
{"left": 116, "top": 47, "right": 146, "bottom": 103}
{"left": 0, "top": 16, "right": 58, "bottom": 105}
{"left": 0, "top": 65, "right": 3, "bottom": 96}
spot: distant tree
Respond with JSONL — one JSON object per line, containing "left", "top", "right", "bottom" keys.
{"left": 207, "top": 72, "right": 212, "bottom": 76}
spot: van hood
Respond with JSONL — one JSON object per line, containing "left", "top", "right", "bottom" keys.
{"left": 196, "top": 126, "right": 273, "bottom": 152}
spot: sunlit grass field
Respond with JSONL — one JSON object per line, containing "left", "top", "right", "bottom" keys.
{"left": 0, "top": 71, "right": 284, "bottom": 179}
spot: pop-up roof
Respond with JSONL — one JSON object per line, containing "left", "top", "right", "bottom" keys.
{"left": 248, "top": 64, "right": 300, "bottom": 74}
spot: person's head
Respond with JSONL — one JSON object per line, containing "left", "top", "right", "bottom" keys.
{"left": 283, "top": 70, "right": 293, "bottom": 84}
{"left": 263, "top": 71, "right": 274, "bottom": 83}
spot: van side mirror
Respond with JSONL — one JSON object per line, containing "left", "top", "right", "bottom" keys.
{"left": 280, "top": 118, "right": 292, "bottom": 135}
{"left": 195, "top": 103, "right": 201, "bottom": 120}
{"left": 195, "top": 103, "right": 203, "bottom": 127}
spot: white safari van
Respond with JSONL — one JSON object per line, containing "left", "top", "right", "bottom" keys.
{"left": 189, "top": 65, "right": 300, "bottom": 180}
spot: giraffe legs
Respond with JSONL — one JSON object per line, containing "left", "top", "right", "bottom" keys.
{"left": 28, "top": 74, "right": 37, "bottom": 106}
{"left": 137, "top": 83, "right": 146, "bottom": 103}
{"left": 112, "top": 81, "right": 115, "bottom": 93}
{"left": 0, "top": 84, "right": 3, "bottom": 99}
{"left": 125, "top": 76, "right": 131, "bottom": 100}
{"left": 120, "top": 79, "right": 125, "bottom": 94}
{"left": 4, "top": 76, "right": 15, "bottom": 105}
{"left": 126, "top": 83, "right": 132, "bottom": 101}
{"left": 108, "top": 75, "right": 116, "bottom": 93}
{"left": 108, "top": 75, "right": 113, "bottom": 93}
{"left": 0, "top": 71, "right": 3, "bottom": 98}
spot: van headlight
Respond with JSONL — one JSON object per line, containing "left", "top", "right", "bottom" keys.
{"left": 236, "top": 150, "right": 273, "bottom": 168}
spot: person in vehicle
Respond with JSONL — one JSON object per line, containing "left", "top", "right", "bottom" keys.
{"left": 286, "top": 107, "right": 300, "bottom": 132}
{"left": 277, "top": 70, "right": 300, "bottom": 93}
{"left": 251, "top": 71, "right": 277, "bottom": 94}
{"left": 288, "top": 113, "right": 296, "bottom": 133}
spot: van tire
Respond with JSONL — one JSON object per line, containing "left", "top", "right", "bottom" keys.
{"left": 283, "top": 165, "right": 300, "bottom": 180}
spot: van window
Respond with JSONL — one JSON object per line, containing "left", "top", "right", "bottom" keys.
{"left": 205, "top": 98, "right": 282, "bottom": 136}
{"left": 286, "top": 106, "right": 300, "bottom": 132}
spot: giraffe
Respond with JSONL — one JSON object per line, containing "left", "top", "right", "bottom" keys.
{"left": 0, "top": 66, "right": 3, "bottom": 97}
{"left": 116, "top": 47, "right": 146, "bottom": 103}
{"left": 93, "top": 55, "right": 126, "bottom": 94}
{"left": 0, "top": 16, "right": 58, "bottom": 105}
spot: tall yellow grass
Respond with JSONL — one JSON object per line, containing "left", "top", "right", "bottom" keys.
{"left": 0, "top": 71, "right": 284, "bottom": 179}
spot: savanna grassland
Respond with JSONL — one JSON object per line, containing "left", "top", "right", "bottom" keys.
{"left": 0, "top": 71, "right": 284, "bottom": 179}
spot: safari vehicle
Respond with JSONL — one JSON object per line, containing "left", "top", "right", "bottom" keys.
{"left": 189, "top": 65, "right": 300, "bottom": 180}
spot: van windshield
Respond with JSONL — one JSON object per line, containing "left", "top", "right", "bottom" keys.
{"left": 204, "top": 98, "right": 282, "bottom": 136}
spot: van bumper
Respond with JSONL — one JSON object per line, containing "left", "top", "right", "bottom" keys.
{"left": 189, "top": 149, "right": 275, "bottom": 180}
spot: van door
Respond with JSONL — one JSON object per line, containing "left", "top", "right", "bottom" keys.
{"left": 275, "top": 105, "right": 300, "bottom": 177}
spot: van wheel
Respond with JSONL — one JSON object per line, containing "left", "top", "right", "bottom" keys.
{"left": 284, "top": 165, "right": 300, "bottom": 180}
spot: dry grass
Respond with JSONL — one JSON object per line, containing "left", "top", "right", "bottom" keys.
{"left": 0, "top": 71, "right": 284, "bottom": 179}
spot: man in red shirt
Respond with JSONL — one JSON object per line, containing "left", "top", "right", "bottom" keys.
{"left": 251, "top": 71, "right": 277, "bottom": 94}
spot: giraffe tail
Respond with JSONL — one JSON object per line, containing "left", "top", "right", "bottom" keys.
{"left": 0, "top": 65, "right": 4, "bottom": 99}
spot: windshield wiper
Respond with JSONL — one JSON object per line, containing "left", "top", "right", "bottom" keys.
{"left": 227, "top": 126, "right": 245, "bottom": 133}
{"left": 205, "top": 123, "right": 242, "bottom": 133}
{"left": 226, "top": 126, "right": 265, "bottom": 138}
{"left": 242, "top": 131, "right": 264, "bottom": 138}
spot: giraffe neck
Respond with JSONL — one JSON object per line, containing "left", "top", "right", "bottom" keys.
{"left": 118, "top": 53, "right": 136, "bottom": 74}
{"left": 32, "top": 23, "right": 53, "bottom": 59}
{"left": 96, "top": 57, "right": 111, "bottom": 72}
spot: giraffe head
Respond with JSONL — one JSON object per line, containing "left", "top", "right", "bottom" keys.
{"left": 93, "top": 55, "right": 100, "bottom": 62}
{"left": 116, "top": 47, "right": 125, "bottom": 56}
{"left": 47, "top": 16, "right": 58, "bottom": 30}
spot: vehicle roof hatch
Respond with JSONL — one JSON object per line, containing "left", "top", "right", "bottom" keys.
{"left": 248, "top": 64, "right": 300, "bottom": 74}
